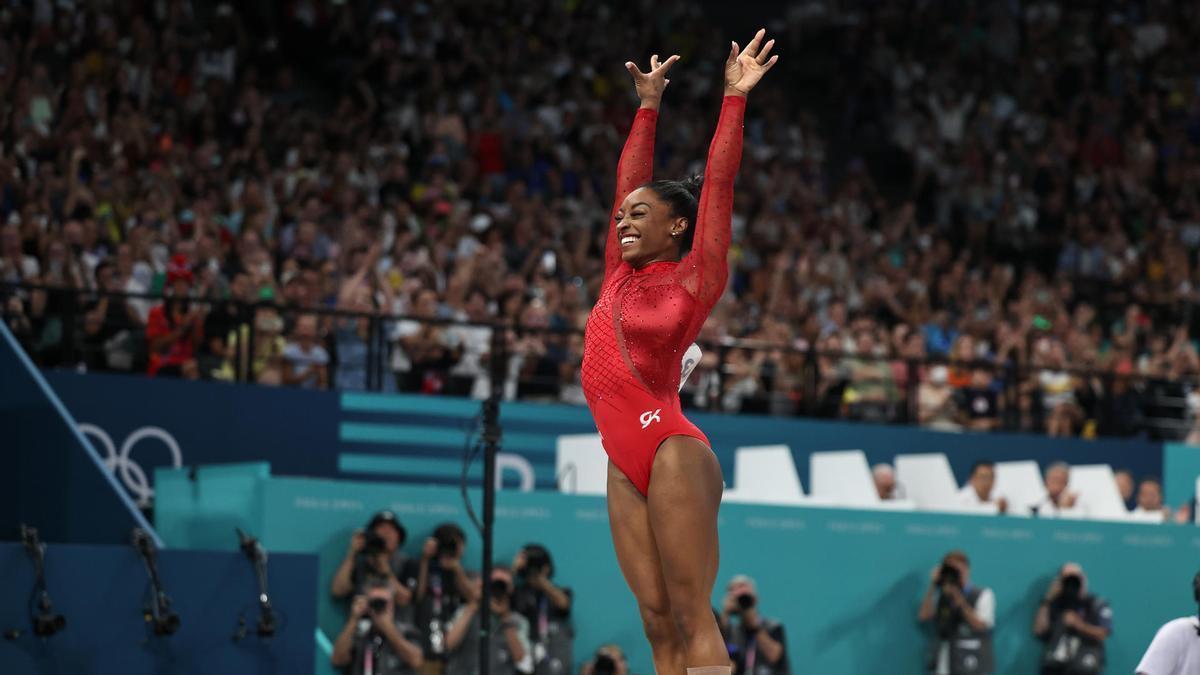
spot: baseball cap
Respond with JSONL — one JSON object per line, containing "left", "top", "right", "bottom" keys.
{"left": 367, "top": 510, "right": 407, "bottom": 545}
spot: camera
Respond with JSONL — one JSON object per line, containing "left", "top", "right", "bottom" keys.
{"left": 362, "top": 531, "right": 388, "bottom": 557}
{"left": 436, "top": 532, "right": 460, "bottom": 559}
{"left": 367, "top": 597, "right": 388, "bottom": 615}
{"left": 937, "top": 564, "right": 962, "bottom": 588}
{"left": 1060, "top": 573, "right": 1082, "bottom": 599}
{"left": 519, "top": 544, "right": 552, "bottom": 578}
{"left": 735, "top": 592, "right": 756, "bottom": 611}
{"left": 490, "top": 578, "right": 511, "bottom": 599}
{"left": 593, "top": 654, "right": 617, "bottom": 675}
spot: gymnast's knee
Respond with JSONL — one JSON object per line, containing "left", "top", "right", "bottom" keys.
{"left": 638, "top": 603, "right": 680, "bottom": 647}
{"left": 670, "top": 596, "right": 715, "bottom": 641}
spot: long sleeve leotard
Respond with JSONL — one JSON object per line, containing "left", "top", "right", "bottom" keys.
{"left": 580, "top": 96, "right": 745, "bottom": 494}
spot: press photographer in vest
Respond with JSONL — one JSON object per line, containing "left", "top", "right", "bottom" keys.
{"left": 407, "top": 523, "right": 479, "bottom": 670}
{"left": 511, "top": 544, "right": 573, "bottom": 675}
{"left": 331, "top": 511, "right": 414, "bottom": 610}
{"left": 1034, "top": 562, "right": 1112, "bottom": 674}
{"left": 445, "top": 568, "right": 534, "bottom": 675}
{"left": 718, "top": 574, "right": 789, "bottom": 675}
{"left": 331, "top": 578, "right": 425, "bottom": 675}
{"left": 918, "top": 550, "right": 995, "bottom": 675}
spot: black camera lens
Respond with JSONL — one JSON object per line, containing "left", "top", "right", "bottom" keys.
{"left": 489, "top": 579, "right": 510, "bottom": 598}
{"left": 938, "top": 564, "right": 961, "bottom": 587}
{"left": 593, "top": 654, "right": 616, "bottom": 675}
{"left": 368, "top": 597, "right": 389, "bottom": 614}
{"left": 362, "top": 531, "right": 388, "bottom": 555}
{"left": 1061, "top": 574, "right": 1082, "bottom": 598}
{"left": 736, "top": 593, "right": 756, "bottom": 610}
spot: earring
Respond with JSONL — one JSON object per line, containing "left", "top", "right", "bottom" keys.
{"left": 671, "top": 232, "right": 680, "bottom": 238}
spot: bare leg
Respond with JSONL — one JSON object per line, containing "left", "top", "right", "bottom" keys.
{"left": 647, "top": 436, "right": 728, "bottom": 668}
{"left": 608, "top": 461, "right": 685, "bottom": 674}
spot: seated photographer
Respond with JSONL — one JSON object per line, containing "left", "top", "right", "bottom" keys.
{"left": 580, "top": 644, "right": 631, "bottom": 675}
{"left": 445, "top": 568, "right": 534, "bottom": 675}
{"left": 408, "top": 522, "right": 480, "bottom": 663}
{"left": 1034, "top": 562, "right": 1112, "bottom": 675}
{"left": 918, "top": 551, "right": 995, "bottom": 675}
{"left": 717, "top": 575, "right": 789, "bottom": 675}
{"left": 331, "top": 511, "right": 414, "bottom": 609}
{"left": 511, "top": 544, "right": 573, "bottom": 675}
{"left": 332, "top": 578, "right": 425, "bottom": 675}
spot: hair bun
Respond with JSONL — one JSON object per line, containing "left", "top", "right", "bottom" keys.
{"left": 680, "top": 174, "right": 704, "bottom": 200}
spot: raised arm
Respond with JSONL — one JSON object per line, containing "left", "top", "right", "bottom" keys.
{"left": 684, "top": 30, "right": 777, "bottom": 309}
{"left": 605, "top": 54, "right": 679, "bottom": 279}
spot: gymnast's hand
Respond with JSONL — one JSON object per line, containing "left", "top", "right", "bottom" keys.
{"left": 725, "top": 28, "right": 779, "bottom": 97}
{"left": 625, "top": 53, "right": 680, "bottom": 110}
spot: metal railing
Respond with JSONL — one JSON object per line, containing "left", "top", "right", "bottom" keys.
{"left": 2, "top": 281, "right": 1195, "bottom": 440}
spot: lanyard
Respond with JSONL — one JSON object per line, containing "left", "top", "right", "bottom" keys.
{"left": 743, "top": 632, "right": 757, "bottom": 674}
{"left": 537, "top": 595, "right": 550, "bottom": 640}
{"left": 431, "top": 570, "right": 443, "bottom": 615}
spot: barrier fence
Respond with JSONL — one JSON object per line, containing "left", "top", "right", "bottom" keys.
{"left": 3, "top": 281, "right": 1195, "bottom": 441}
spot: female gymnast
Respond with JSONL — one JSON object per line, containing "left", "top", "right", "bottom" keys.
{"left": 580, "top": 29, "right": 778, "bottom": 675}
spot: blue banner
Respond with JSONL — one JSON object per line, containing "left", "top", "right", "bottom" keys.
{"left": 46, "top": 370, "right": 1164, "bottom": 506}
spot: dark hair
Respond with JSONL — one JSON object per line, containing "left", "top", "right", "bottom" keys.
{"left": 970, "top": 460, "right": 995, "bottom": 475}
{"left": 644, "top": 175, "right": 703, "bottom": 254}
{"left": 433, "top": 522, "right": 465, "bottom": 545}
{"left": 943, "top": 549, "right": 969, "bottom": 568}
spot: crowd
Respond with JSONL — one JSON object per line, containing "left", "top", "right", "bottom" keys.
{"left": 2, "top": 1, "right": 1200, "bottom": 440}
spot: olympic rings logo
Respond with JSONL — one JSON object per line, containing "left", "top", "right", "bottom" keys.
{"left": 77, "top": 424, "right": 183, "bottom": 507}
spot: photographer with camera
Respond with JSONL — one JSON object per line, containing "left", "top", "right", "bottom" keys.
{"left": 511, "top": 544, "right": 573, "bottom": 675}
{"left": 580, "top": 644, "right": 631, "bottom": 675}
{"left": 445, "top": 568, "right": 534, "bottom": 675}
{"left": 332, "top": 511, "right": 414, "bottom": 611}
{"left": 717, "top": 575, "right": 788, "bottom": 675}
{"left": 409, "top": 523, "right": 479, "bottom": 669}
{"left": 332, "top": 578, "right": 425, "bottom": 675}
{"left": 1033, "top": 563, "right": 1112, "bottom": 674}
{"left": 918, "top": 551, "right": 995, "bottom": 675}
{"left": 1136, "top": 570, "right": 1200, "bottom": 674}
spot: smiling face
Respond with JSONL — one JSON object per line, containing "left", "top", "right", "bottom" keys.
{"left": 615, "top": 187, "right": 687, "bottom": 268}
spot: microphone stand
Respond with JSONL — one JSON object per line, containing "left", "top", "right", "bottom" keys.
{"left": 3, "top": 525, "right": 66, "bottom": 639}
{"left": 235, "top": 528, "right": 277, "bottom": 638}
{"left": 478, "top": 321, "right": 505, "bottom": 675}
{"left": 132, "top": 528, "right": 180, "bottom": 636}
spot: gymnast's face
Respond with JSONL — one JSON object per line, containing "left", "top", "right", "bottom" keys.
{"left": 615, "top": 187, "right": 688, "bottom": 268}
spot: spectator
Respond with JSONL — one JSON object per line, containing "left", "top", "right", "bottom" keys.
{"left": 918, "top": 550, "right": 995, "bottom": 675}
{"left": 409, "top": 523, "right": 479, "bottom": 663}
{"left": 1135, "top": 571, "right": 1200, "bottom": 675}
{"left": 511, "top": 544, "right": 573, "bottom": 675}
{"left": 282, "top": 313, "right": 330, "bottom": 389}
{"left": 1132, "top": 478, "right": 1172, "bottom": 523}
{"left": 957, "top": 370, "right": 1000, "bottom": 432}
{"left": 957, "top": 461, "right": 1007, "bottom": 514}
{"left": 144, "top": 255, "right": 203, "bottom": 378}
{"left": 331, "top": 578, "right": 425, "bottom": 675}
{"left": 445, "top": 568, "right": 534, "bottom": 675}
{"left": 872, "top": 463, "right": 906, "bottom": 501}
{"left": 331, "top": 511, "right": 413, "bottom": 612}
{"left": 1031, "top": 463, "right": 1079, "bottom": 517}
{"left": 717, "top": 575, "right": 789, "bottom": 675}
{"left": 80, "top": 259, "right": 141, "bottom": 371}
{"left": 918, "top": 366, "right": 961, "bottom": 431}
{"left": 1034, "top": 563, "right": 1112, "bottom": 674}
{"left": 1114, "top": 469, "right": 1136, "bottom": 512}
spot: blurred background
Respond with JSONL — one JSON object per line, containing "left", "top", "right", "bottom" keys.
{"left": 2, "top": 1, "right": 1200, "bottom": 674}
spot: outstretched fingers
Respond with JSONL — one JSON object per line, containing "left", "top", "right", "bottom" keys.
{"left": 756, "top": 38, "right": 775, "bottom": 65}
{"left": 651, "top": 54, "right": 679, "bottom": 77}
{"left": 625, "top": 61, "right": 645, "bottom": 78}
{"left": 744, "top": 27, "right": 766, "bottom": 58}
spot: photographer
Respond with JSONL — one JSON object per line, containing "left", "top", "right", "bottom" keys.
{"left": 1136, "top": 571, "right": 1200, "bottom": 674}
{"left": 332, "top": 579, "right": 425, "bottom": 675}
{"left": 511, "top": 544, "right": 573, "bottom": 675}
{"left": 918, "top": 551, "right": 995, "bottom": 675}
{"left": 445, "top": 568, "right": 534, "bottom": 675}
{"left": 1033, "top": 563, "right": 1112, "bottom": 674}
{"left": 717, "top": 575, "right": 789, "bottom": 675}
{"left": 332, "top": 511, "right": 413, "bottom": 610}
{"left": 580, "top": 645, "right": 631, "bottom": 675}
{"left": 409, "top": 523, "right": 479, "bottom": 665}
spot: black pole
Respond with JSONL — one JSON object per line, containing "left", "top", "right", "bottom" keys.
{"left": 478, "top": 321, "right": 504, "bottom": 675}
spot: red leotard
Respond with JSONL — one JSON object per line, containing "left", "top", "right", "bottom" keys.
{"left": 581, "top": 96, "right": 745, "bottom": 496}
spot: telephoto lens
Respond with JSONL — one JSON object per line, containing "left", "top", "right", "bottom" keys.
{"left": 736, "top": 593, "right": 756, "bottom": 610}
{"left": 368, "top": 597, "right": 389, "bottom": 615}
{"left": 490, "top": 579, "right": 510, "bottom": 598}
{"left": 593, "top": 654, "right": 616, "bottom": 675}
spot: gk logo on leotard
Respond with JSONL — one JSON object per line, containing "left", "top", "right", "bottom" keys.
{"left": 639, "top": 408, "right": 662, "bottom": 429}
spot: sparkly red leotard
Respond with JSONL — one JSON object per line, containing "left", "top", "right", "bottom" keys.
{"left": 581, "top": 96, "right": 745, "bottom": 496}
